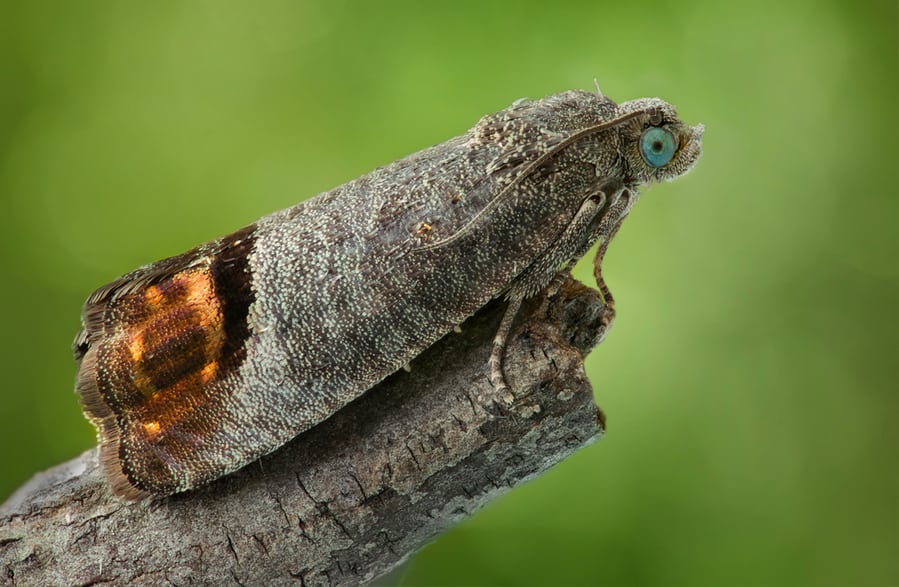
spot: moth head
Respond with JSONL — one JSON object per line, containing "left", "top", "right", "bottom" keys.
{"left": 615, "top": 98, "right": 704, "bottom": 185}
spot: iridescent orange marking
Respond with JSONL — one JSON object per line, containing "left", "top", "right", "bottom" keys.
{"left": 114, "top": 264, "right": 228, "bottom": 408}
{"left": 416, "top": 222, "right": 434, "bottom": 243}
{"left": 144, "top": 285, "right": 164, "bottom": 306}
{"left": 179, "top": 268, "right": 225, "bottom": 335}
{"left": 127, "top": 331, "right": 146, "bottom": 363}
{"left": 143, "top": 421, "right": 161, "bottom": 437}
{"left": 200, "top": 361, "right": 218, "bottom": 384}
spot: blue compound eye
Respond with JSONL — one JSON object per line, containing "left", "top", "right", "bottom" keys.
{"left": 640, "top": 127, "right": 677, "bottom": 168}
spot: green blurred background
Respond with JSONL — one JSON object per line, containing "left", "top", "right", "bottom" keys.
{"left": 1, "top": 1, "right": 895, "bottom": 585}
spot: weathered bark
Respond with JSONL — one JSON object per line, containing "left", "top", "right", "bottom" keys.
{"left": 0, "top": 278, "right": 609, "bottom": 586}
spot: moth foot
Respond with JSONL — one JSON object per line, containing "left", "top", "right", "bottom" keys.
{"left": 487, "top": 297, "right": 523, "bottom": 405}
{"left": 490, "top": 376, "right": 516, "bottom": 405}
{"left": 546, "top": 270, "right": 572, "bottom": 298}
{"left": 488, "top": 351, "right": 515, "bottom": 405}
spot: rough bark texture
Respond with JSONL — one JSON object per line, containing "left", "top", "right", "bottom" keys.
{"left": 0, "top": 278, "right": 609, "bottom": 586}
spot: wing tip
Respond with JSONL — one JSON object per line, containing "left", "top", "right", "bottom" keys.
{"left": 76, "top": 345, "right": 152, "bottom": 501}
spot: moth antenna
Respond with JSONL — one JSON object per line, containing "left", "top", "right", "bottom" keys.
{"left": 593, "top": 78, "right": 604, "bottom": 98}
{"left": 415, "top": 110, "right": 645, "bottom": 252}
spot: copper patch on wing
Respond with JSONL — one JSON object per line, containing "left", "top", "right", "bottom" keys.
{"left": 101, "top": 266, "right": 226, "bottom": 423}
{"left": 75, "top": 225, "right": 257, "bottom": 497}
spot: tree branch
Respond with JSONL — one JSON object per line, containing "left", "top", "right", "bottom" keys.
{"left": 0, "top": 278, "right": 609, "bottom": 586}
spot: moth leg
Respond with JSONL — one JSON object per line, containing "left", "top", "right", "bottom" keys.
{"left": 591, "top": 192, "right": 631, "bottom": 332}
{"left": 544, "top": 269, "right": 572, "bottom": 298}
{"left": 535, "top": 269, "right": 573, "bottom": 316}
{"left": 534, "top": 185, "right": 620, "bottom": 312}
{"left": 507, "top": 188, "right": 612, "bottom": 303}
{"left": 488, "top": 184, "right": 623, "bottom": 402}
{"left": 488, "top": 297, "right": 522, "bottom": 405}
{"left": 487, "top": 181, "right": 630, "bottom": 403}
{"left": 591, "top": 239, "right": 618, "bottom": 341}
{"left": 593, "top": 237, "right": 616, "bottom": 316}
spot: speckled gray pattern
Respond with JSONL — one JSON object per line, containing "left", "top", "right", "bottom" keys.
{"left": 203, "top": 90, "right": 702, "bottom": 494}
{"left": 76, "top": 89, "right": 703, "bottom": 496}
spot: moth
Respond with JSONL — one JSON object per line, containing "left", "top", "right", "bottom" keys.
{"left": 75, "top": 87, "right": 704, "bottom": 499}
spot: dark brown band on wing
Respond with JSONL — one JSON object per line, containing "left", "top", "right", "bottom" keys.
{"left": 210, "top": 224, "right": 256, "bottom": 374}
